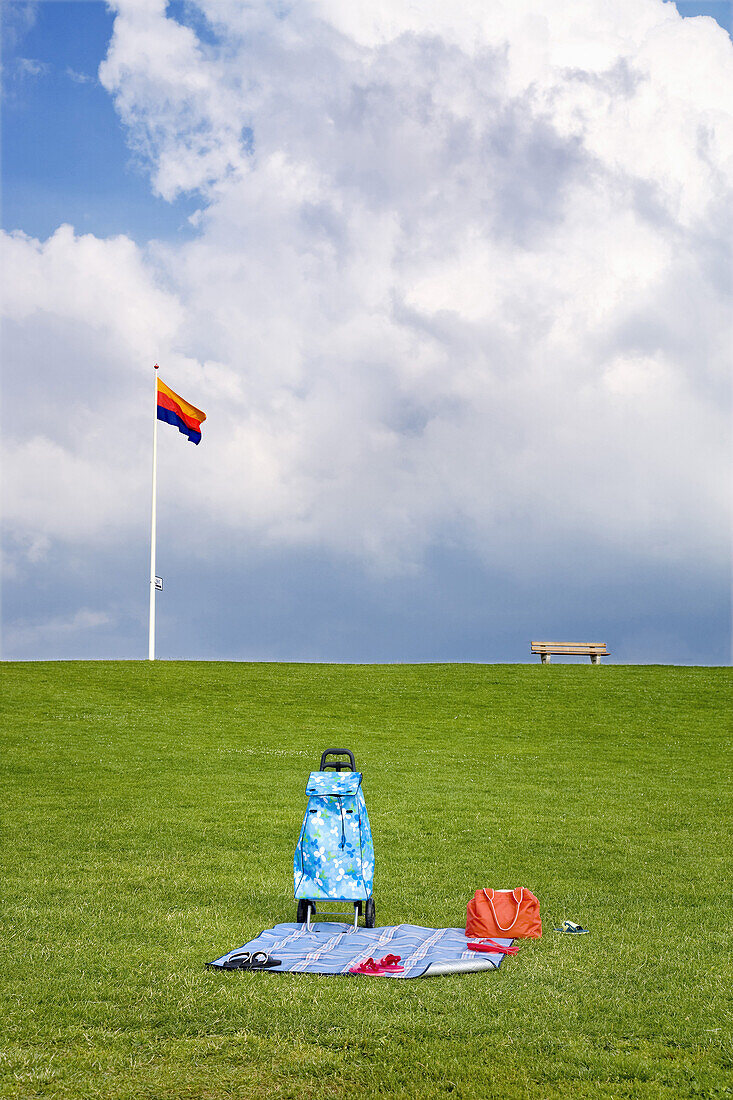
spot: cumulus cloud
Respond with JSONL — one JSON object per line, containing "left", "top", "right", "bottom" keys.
{"left": 2, "top": 0, "right": 731, "bottom": 656}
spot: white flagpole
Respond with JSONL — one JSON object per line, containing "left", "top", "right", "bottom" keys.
{"left": 148, "top": 364, "right": 159, "bottom": 661}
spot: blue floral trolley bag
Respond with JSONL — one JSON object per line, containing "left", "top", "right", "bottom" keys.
{"left": 293, "top": 749, "right": 376, "bottom": 929}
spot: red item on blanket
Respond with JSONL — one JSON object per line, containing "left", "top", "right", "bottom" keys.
{"left": 380, "top": 953, "right": 403, "bottom": 969}
{"left": 349, "top": 954, "right": 405, "bottom": 975}
{"left": 466, "top": 888, "right": 542, "bottom": 939}
{"left": 467, "top": 940, "right": 520, "bottom": 955}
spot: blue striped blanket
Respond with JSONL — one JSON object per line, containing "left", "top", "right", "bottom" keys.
{"left": 208, "top": 922, "right": 514, "bottom": 978}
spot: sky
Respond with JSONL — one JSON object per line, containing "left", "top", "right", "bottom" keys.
{"left": 1, "top": 0, "right": 731, "bottom": 664}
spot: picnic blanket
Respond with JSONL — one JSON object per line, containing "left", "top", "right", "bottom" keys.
{"left": 208, "top": 922, "right": 515, "bottom": 978}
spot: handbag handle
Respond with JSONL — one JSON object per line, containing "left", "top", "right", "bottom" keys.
{"left": 482, "top": 888, "right": 523, "bottom": 932}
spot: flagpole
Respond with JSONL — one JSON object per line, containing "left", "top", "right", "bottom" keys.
{"left": 148, "top": 364, "right": 159, "bottom": 661}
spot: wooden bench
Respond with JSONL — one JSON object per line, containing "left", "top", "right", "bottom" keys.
{"left": 531, "top": 641, "right": 609, "bottom": 664}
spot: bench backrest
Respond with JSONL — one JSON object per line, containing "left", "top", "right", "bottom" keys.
{"left": 531, "top": 641, "right": 608, "bottom": 655}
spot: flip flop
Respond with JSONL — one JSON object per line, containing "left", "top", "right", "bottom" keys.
{"left": 467, "top": 940, "right": 520, "bottom": 955}
{"left": 378, "top": 954, "right": 405, "bottom": 972}
{"left": 349, "top": 956, "right": 382, "bottom": 975}
{"left": 222, "top": 950, "right": 282, "bottom": 969}
{"left": 553, "top": 921, "right": 589, "bottom": 934}
{"left": 349, "top": 954, "right": 405, "bottom": 975}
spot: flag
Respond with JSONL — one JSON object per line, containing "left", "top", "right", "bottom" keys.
{"left": 156, "top": 378, "right": 206, "bottom": 444}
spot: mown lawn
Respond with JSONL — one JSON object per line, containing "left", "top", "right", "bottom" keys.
{"left": 1, "top": 661, "right": 731, "bottom": 1099}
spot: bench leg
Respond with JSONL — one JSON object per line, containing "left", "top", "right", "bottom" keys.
{"left": 590, "top": 654, "right": 600, "bottom": 664}
{"left": 541, "top": 653, "right": 550, "bottom": 664}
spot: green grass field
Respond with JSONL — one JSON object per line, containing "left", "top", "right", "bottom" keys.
{"left": 2, "top": 661, "right": 731, "bottom": 1099}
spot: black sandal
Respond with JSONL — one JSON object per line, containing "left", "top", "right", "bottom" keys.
{"left": 222, "top": 950, "right": 282, "bottom": 970}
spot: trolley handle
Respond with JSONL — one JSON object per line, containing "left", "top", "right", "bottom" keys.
{"left": 320, "top": 748, "right": 356, "bottom": 772}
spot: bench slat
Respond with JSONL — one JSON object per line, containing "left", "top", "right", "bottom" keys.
{"left": 531, "top": 642, "right": 608, "bottom": 653}
{"left": 530, "top": 642, "right": 603, "bottom": 651}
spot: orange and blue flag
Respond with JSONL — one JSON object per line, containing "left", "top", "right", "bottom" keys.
{"left": 157, "top": 379, "right": 206, "bottom": 444}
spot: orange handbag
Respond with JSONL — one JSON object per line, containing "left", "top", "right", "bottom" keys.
{"left": 466, "top": 888, "right": 542, "bottom": 939}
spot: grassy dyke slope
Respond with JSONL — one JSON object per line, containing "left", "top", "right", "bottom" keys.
{"left": 1, "top": 661, "right": 731, "bottom": 1099}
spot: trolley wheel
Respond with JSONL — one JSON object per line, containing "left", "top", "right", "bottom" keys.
{"left": 364, "top": 898, "right": 376, "bottom": 928}
{"left": 296, "top": 899, "right": 314, "bottom": 923}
